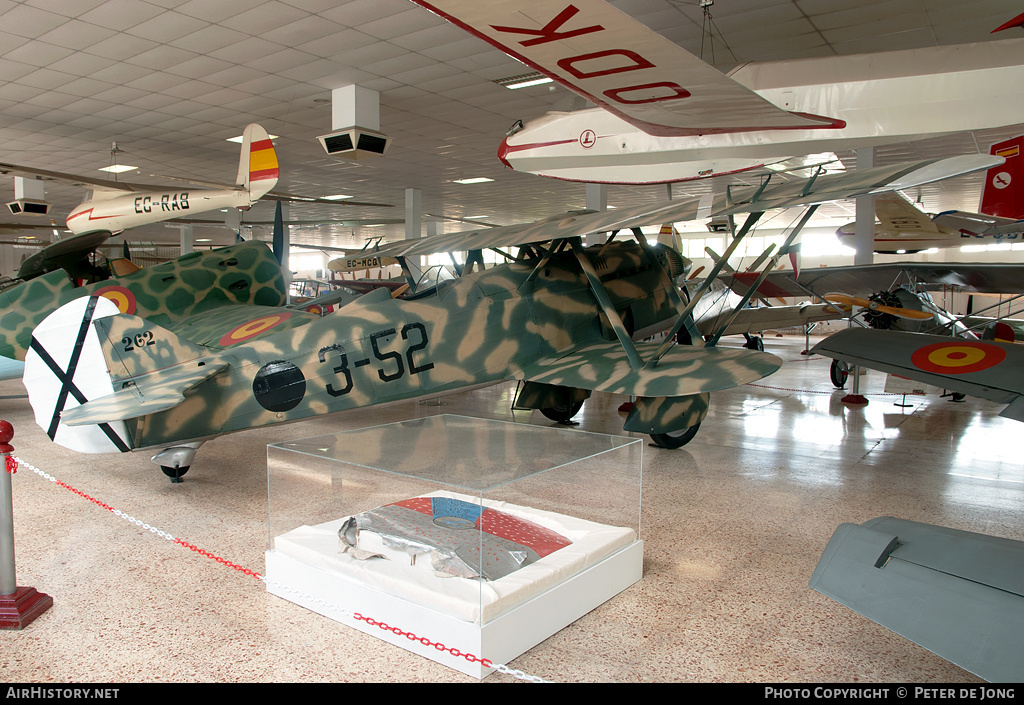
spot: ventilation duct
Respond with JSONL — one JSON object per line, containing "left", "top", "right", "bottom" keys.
{"left": 317, "top": 86, "right": 391, "bottom": 160}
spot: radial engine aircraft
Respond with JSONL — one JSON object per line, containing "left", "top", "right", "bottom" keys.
{"left": 409, "top": 0, "right": 1024, "bottom": 184}
{"left": 19, "top": 154, "right": 999, "bottom": 481}
{"left": 835, "top": 137, "right": 1024, "bottom": 253}
{"left": 726, "top": 258, "right": 1024, "bottom": 388}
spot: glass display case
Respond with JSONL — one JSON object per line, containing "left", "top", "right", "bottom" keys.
{"left": 265, "top": 414, "right": 643, "bottom": 678}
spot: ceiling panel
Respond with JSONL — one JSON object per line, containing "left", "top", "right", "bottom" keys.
{"left": 0, "top": 0, "right": 1019, "bottom": 255}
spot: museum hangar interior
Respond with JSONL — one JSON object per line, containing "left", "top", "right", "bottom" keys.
{"left": 0, "top": 0, "right": 1023, "bottom": 684}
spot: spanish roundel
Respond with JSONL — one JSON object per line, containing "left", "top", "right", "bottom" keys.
{"left": 93, "top": 286, "right": 137, "bottom": 315}
{"left": 910, "top": 340, "right": 1007, "bottom": 375}
{"left": 218, "top": 312, "right": 293, "bottom": 347}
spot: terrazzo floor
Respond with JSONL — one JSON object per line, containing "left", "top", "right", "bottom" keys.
{"left": 0, "top": 333, "right": 1020, "bottom": 683}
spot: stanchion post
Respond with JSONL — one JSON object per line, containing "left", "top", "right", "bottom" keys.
{"left": 0, "top": 421, "right": 53, "bottom": 629}
{"left": 841, "top": 365, "right": 869, "bottom": 406}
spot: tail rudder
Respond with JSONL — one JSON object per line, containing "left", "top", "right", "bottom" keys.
{"left": 981, "top": 136, "right": 1024, "bottom": 218}
{"left": 24, "top": 296, "right": 132, "bottom": 453}
{"left": 236, "top": 123, "right": 279, "bottom": 202}
{"left": 23, "top": 297, "right": 218, "bottom": 454}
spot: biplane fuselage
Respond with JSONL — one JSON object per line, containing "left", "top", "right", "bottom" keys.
{"left": 48, "top": 240, "right": 782, "bottom": 457}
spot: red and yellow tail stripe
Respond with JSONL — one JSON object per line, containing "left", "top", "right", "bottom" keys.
{"left": 249, "top": 139, "right": 279, "bottom": 182}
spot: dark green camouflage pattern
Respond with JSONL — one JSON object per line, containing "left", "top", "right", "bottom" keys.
{"left": 0, "top": 241, "right": 316, "bottom": 360}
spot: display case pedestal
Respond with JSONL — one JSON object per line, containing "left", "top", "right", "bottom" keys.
{"left": 266, "top": 537, "right": 641, "bottom": 678}
{"left": 265, "top": 414, "right": 643, "bottom": 679}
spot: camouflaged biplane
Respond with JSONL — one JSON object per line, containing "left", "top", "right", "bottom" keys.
{"left": 22, "top": 153, "right": 1001, "bottom": 481}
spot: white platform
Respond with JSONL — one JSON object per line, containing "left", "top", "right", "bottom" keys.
{"left": 264, "top": 538, "right": 643, "bottom": 678}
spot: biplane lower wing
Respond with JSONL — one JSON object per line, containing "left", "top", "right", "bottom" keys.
{"left": 810, "top": 516, "right": 1024, "bottom": 683}
{"left": 514, "top": 340, "right": 783, "bottom": 397}
{"left": 811, "top": 328, "right": 1024, "bottom": 420}
{"left": 696, "top": 302, "right": 842, "bottom": 338}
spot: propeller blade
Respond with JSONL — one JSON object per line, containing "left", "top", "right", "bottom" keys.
{"left": 824, "top": 293, "right": 933, "bottom": 320}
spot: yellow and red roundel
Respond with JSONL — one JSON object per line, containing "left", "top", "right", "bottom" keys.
{"left": 93, "top": 286, "right": 136, "bottom": 315}
{"left": 910, "top": 341, "right": 1007, "bottom": 375}
{"left": 218, "top": 312, "right": 293, "bottom": 347}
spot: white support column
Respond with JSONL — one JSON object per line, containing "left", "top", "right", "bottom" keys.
{"left": 585, "top": 183, "right": 607, "bottom": 246}
{"left": 854, "top": 146, "right": 875, "bottom": 266}
{"left": 179, "top": 223, "right": 193, "bottom": 255}
{"left": 405, "top": 188, "right": 422, "bottom": 241}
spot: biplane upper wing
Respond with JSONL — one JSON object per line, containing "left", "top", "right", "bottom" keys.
{"left": 364, "top": 155, "right": 1002, "bottom": 261}
{"left": 409, "top": 0, "right": 843, "bottom": 137}
{"left": 810, "top": 328, "right": 1024, "bottom": 421}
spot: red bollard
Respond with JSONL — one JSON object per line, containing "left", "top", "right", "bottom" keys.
{"left": 0, "top": 421, "right": 53, "bottom": 629}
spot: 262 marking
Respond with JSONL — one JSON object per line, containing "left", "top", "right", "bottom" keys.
{"left": 121, "top": 331, "right": 155, "bottom": 352}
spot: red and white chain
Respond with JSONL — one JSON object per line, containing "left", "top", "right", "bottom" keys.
{"left": 12, "top": 455, "right": 550, "bottom": 683}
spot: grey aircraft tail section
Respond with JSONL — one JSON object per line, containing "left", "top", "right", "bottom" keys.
{"left": 810, "top": 517, "right": 1024, "bottom": 682}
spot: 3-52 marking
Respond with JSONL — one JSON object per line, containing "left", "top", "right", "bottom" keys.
{"left": 318, "top": 322, "right": 433, "bottom": 397}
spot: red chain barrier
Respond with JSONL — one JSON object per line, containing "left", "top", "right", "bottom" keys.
{"left": 353, "top": 612, "right": 493, "bottom": 669}
{"left": 173, "top": 538, "right": 263, "bottom": 580}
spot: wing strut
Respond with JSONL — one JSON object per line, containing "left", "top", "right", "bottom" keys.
{"left": 569, "top": 238, "right": 644, "bottom": 371}
{"left": 704, "top": 205, "right": 818, "bottom": 347}
{"left": 644, "top": 211, "right": 764, "bottom": 369}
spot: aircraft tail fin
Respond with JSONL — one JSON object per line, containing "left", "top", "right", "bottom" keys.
{"left": 236, "top": 123, "right": 279, "bottom": 202}
{"left": 24, "top": 296, "right": 134, "bottom": 453}
{"left": 981, "top": 136, "right": 1024, "bottom": 218}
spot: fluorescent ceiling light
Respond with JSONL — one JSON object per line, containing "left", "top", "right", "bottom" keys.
{"left": 322, "top": 194, "right": 352, "bottom": 200}
{"left": 495, "top": 72, "right": 554, "bottom": 90}
{"left": 196, "top": 238, "right": 212, "bottom": 242}
{"left": 465, "top": 215, "right": 488, "bottom": 219}
{"left": 226, "top": 134, "right": 278, "bottom": 143}
{"left": 505, "top": 77, "right": 553, "bottom": 89}
{"left": 453, "top": 177, "right": 493, "bottom": 184}
{"left": 98, "top": 164, "right": 137, "bottom": 173}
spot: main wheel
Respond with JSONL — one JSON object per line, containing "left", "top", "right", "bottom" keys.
{"left": 744, "top": 335, "right": 764, "bottom": 352}
{"left": 649, "top": 423, "right": 701, "bottom": 449}
{"left": 540, "top": 399, "right": 584, "bottom": 424}
{"left": 830, "top": 359, "right": 850, "bottom": 388}
{"left": 161, "top": 465, "right": 190, "bottom": 483}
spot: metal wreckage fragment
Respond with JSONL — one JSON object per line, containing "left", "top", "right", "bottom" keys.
{"left": 339, "top": 496, "right": 572, "bottom": 581}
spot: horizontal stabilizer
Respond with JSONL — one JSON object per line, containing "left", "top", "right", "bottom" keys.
{"left": 514, "top": 341, "right": 782, "bottom": 397}
{"left": 811, "top": 329, "right": 1024, "bottom": 414}
{"left": 60, "top": 360, "right": 228, "bottom": 426}
{"left": 810, "top": 517, "right": 1024, "bottom": 682}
